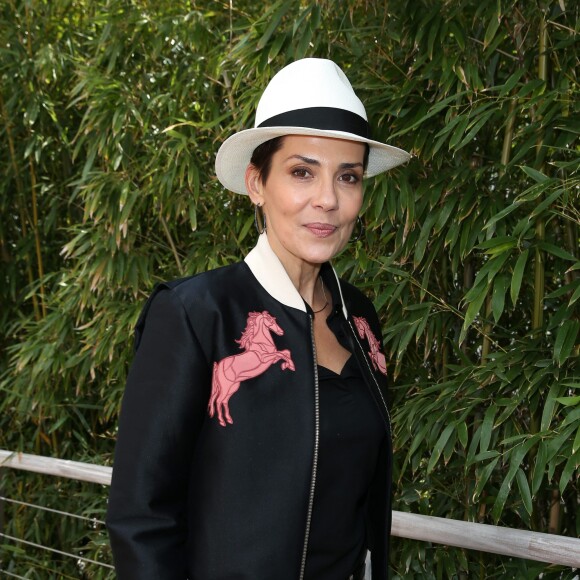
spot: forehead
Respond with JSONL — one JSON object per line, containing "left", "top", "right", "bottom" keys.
{"left": 276, "top": 135, "right": 366, "bottom": 161}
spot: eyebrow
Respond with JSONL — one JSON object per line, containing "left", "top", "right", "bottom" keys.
{"left": 286, "top": 155, "right": 364, "bottom": 170}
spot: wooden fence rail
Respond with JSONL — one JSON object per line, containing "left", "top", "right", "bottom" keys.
{"left": 2, "top": 450, "right": 579, "bottom": 569}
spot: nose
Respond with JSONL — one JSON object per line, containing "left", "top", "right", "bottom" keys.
{"left": 312, "top": 173, "right": 339, "bottom": 211}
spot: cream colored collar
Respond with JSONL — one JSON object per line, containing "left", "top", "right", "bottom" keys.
{"left": 244, "top": 233, "right": 348, "bottom": 318}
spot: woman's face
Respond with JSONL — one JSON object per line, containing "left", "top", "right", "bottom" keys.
{"left": 245, "top": 135, "right": 365, "bottom": 272}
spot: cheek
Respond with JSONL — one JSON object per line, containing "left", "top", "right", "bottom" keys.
{"left": 266, "top": 188, "right": 309, "bottom": 218}
{"left": 345, "top": 191, "right": 363, "bottom": 218}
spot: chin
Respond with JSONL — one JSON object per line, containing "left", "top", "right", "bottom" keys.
{"left": 302, "top": 246, "right": 344, "bottom": 264}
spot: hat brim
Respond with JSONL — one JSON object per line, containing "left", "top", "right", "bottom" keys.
{"left": 215, "top": 126, "right": 411, "bottom": 195}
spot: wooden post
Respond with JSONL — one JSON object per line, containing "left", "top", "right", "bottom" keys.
{"left": 391, "top": 511, "right": 580, "bottom": 568}
{"left": 2, "top": 450, "right": 580, "bottom": 568}
{"left": 0, "top": 467, "right": 4, "bottom": 537}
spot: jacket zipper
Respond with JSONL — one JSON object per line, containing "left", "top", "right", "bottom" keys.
{"left": 299, "top": 314, "right": 320, "bottom": 580}
{"left": 348, "top": 319, "right": 392, "bottom": 432}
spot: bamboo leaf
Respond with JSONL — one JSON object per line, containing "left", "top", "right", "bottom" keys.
{"left": 237, "top": 214, "right": 255, "bottom": 245}
{"left": 257, "top": 2, "right": 291, "bottom": 49}
{"left": 477, "top": 235, "right": 517, "bottom": 252}
{"left": 472, "top": 450, "right": 501, "bottom": 463}
{"left": 413, "top": 212, "right": 438, "bottom": 266}
{"left": 510, "top": 249, "right": 529, "bottom": 306}
{"left": 541, "top": 383, "right": 562, "bottom": 432}
{"left": 457, "top": 421, "right": 468, "bottom": 449}
{"left": 573, "top": 426, "right": 580, "bottom": 455}
{"left": 515, "top": 468, "right": 533, "bottom": 516}
{"left": 456, "top": 110, "right": 495, "bottom": 150}
{"left": 472, "top": 457, "right": 500, "bottom": 501}
{"left": 480, "top": 406, "right": 496, "bottom": 453}
{"left": 448, "top": 115, "right": 470, "bottom": 149}
{"left": 520, "top": 165, "right": 550, "bottom": 183}
{"left": 484, "top": 10, "right": 501, "bottom": 49}
{"left": 443, "top": 430, "right": 457, "bottom": 464}
{"left": 531, "top": 439, "right": 548, "bottom": 495}
{"left": 498, "top": 69, "right": 526, "bottom": 96}
{"left": 491, "top": 437, "right": 537, "bottom": 522}
{"left": 556, "top": 396, "right": 580, "bottom": 407}
{"left": 390, "top": 91, "right": 468, "bottom": 137}
{"left": 553, "top": 320, "right": 580, "bottom": 366}
{"left": 427, "top": 423, "right": 455, "bottom": 474}
{"left": 546, "top": 424, "right": 576, "bottom": 463}
{"left": 491, "top": 274, "right": 509, "bottom": 322}
{"left": 483, "top": 201, "right": 523, "bottom": 230}
{"left": 268, "top": 32, "right": 287, "bottom": 61}
{"left": 461, "top": 283, "right": 489, "bottom": 341}
{"left": 396, "top": 320, "right": 421, "bottom": 359}
{"left": 559, "top": 450, "right": 579, "bottom": 495}
{"left": 570, "top": 284, "right": 580, "bottom": 306}
{"left": 562, "top": 407, "right": 580, "bottom": 428}
{"left": 466, "top": 424, "right": 482, "bottom": 468}
{"left": 529, "top": 189, "right": 563, "bottom": 220}
{"left": 539, "top": 241, "right": 577, "bottom": 262}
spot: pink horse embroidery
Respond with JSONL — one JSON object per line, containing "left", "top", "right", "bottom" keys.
{"left": 353, "top": 316, "right": 387, "bottom": 376}
{"left": 208, "top": 311, "right": 295, "bottom": 427}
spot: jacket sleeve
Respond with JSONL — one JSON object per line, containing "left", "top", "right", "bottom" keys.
{"left": 357, "top": 296, "right": 392, "bottom": 579}
{"left": 106, "top": 284, "right": 211, "bottom": 579}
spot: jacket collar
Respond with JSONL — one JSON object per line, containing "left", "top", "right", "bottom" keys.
{"left": 244, "top": 233, "right": 349, "bottom": 319}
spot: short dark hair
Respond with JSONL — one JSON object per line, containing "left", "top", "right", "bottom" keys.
{"left": 249, "top": 136, "right": 370, "bottom": 185}
{"left": 250, "top": 137, "right": 285, "bottom": 185}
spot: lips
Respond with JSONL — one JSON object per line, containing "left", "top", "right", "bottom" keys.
{"left": 304, "top": 223, "right": 338, "bottom": 238}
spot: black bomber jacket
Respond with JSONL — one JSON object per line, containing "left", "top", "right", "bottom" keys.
{"left": 106, "top": 234, "right": 393, "bottom": 580}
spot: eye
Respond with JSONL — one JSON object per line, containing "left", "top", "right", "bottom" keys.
{"left": 292, "top": 167, "right": 312, "bottom": 179}
{"left": 338, "top": 172, "right": 360, "bottom": 184}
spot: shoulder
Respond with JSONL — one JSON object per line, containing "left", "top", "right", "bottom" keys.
{"left": 337, "top": 276, "right": 384, "bottom": 341}
{"left": 153, "top": 260, "right": 253, "bottom": 307}
{"left": 136, "top": 261, "right": 250, "bottom": 329}
{"left": 163, "top": 260, "right": 248, "bottom": 294}
{"left": 337, "top": 277, "right": 376, "bottom": 314}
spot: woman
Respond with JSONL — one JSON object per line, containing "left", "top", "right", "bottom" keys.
{"left": 106, "top": 58, "right": 410, "bottom": 580}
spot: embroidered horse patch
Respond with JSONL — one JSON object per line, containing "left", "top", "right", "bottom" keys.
{"left": 353, "top": 316, "right": 387, "bottom": 376}
{"left": 208, "top": 311, "right": 295, "bottom": 427}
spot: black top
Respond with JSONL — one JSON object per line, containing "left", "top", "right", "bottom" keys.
{"left": 304, "top": 355, "right": 386, "bottom": 580}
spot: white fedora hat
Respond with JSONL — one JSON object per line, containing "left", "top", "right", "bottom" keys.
{"left": 215, "top": 58, "right": 411, "bottom": 195}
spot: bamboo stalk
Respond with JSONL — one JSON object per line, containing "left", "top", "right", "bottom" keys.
{"left": 548, "top": 489, "right": 560, "bottom": 534}
{"left": 530, "top": 13, "right": 549, "bottom": 532}
{"left": 440, "top": 255, "right": 449, "bottom": 378}
{"left": 222, "top": 70, "right": 237, "bottom": 123}
{"left": 0, "top": 92, "right": 41, "bottom": 320}
{"left": 461, "top": 257, "right": 474, "bottom": 356}
{"left": 481, "top": 295, "right": 492, "bottom": 361}
{"left": 159, "top": 206, "right": 184, "bottom": 275}
{"left": 29, "top": 158, "right": 47, "bottom": 318}
{"left": 23, "top": 0, "right": 47, "bottom": 319}
{"left": 500, "top": 98, "right": 517, "bottom": 176}
{"left": 532, "top": 16, "right": 548, "bottom": 334}
{"left": 533, "top": 215, "right": 545, "bottom": 332}
{"left": 481, "top": 95, "right": 518, "bottom": 361}
{"left": 563, "top": 213, "right": 578, "bottom": 288}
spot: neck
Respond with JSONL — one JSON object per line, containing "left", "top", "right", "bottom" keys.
{"left": 265, "top": 233, "right": 324, "bottom": 310}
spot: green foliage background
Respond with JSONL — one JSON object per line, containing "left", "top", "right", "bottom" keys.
{"left": 1, "top": 0, "right": 578, "bottom": 578}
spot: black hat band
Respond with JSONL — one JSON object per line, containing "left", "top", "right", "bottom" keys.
{"left": 258, "top": 106, "right": 370, "bottom": 139}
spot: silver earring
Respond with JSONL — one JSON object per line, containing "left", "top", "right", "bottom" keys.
{"left": 254, "top": 204, "right": 267, "bottom": 235}
{"left": 352, "top": 216, "right": 364, "bottom": 242}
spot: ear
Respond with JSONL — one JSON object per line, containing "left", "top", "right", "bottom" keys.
{"left": 245, "top": 164, "right": 264, "bottom": 206}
